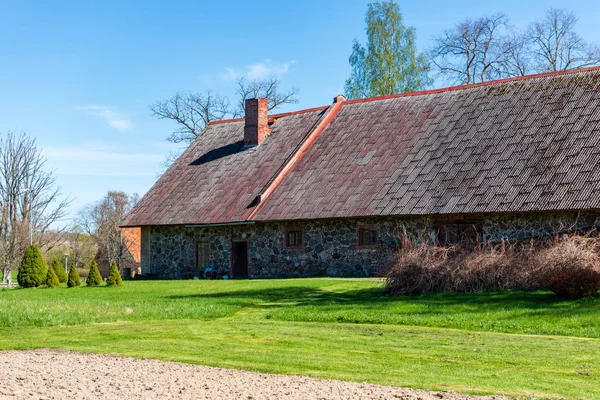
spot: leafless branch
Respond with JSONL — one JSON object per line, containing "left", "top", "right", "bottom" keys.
{"left": 527, "top": 8, "right": 600, "bottom": 72}
{"left": 233, "top": 76, "right": 299, "bottom": 117}
{"left": 150, "top": 90, "right": 231, "bottom": 144}
{"left": 429, "top": 13, "right": 514, "bottom": 85}
{"left": 0, "top": 131, "right": 71, "bottom": 283}
{"left": 77, "top": 191, "right": 138, "bottom": 273}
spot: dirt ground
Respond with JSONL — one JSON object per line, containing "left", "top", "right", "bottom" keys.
{"left": 0, "top": 350, "right": 509, "bottom": 400}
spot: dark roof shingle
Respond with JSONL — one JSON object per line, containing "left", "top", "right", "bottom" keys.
{"left": 123, "top": 108, "right": 326, "bottom": 226}
{"left": 254, "top": 69, "right": 600, "bottom": 221}
{"left": 124, "top": 68, "right": 600, "bottom": 226}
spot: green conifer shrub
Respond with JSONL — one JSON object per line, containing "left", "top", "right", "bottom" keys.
{"left": 67, "top": 265, "right": 81, "bottom": 287}
{"left": 106, "top": 261, "right": 123, "bottom": 286}
{"left": 17, "top": 245, "right": 48, "bottom": 288}
{"left": 45, "top": 266, "right": 59, "bottom": 287}
{"left": 51, "top": 259, "right": 68, "bottom": 283}
{"left": 86, "top": 261, "right": 103, "bottom": 286}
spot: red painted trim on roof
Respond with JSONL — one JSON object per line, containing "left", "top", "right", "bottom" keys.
{"left": 207, "top": 117, "right": 245, "bottom": 126}
{"left": 269, "top": 105, "right": 329, "bottom": 119}
{"left": 247, "top": 100, "right": 346, "bottom": 220}
{"left": 207, "top": 67, "right": 600, "bottom": 126}
{"left": 207, "top": 105, "right": 330, "bottom": 126}
{"left": 345, "top": 66, "right": 600, "bottom": 105}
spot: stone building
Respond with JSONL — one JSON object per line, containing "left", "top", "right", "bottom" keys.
{"left": 122, "top": 67, "right": 600, "bottom": 279}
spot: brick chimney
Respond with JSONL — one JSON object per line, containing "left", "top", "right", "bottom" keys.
{"left": 244, "top": 98, "right": 271, "bottom": 146}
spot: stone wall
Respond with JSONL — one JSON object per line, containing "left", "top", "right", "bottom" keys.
{"left": 144, "top": 216, "right": 429, "bottom": 279}
{"left": 142, "top": 211, "right": 598, "bottom": 279}
{"left": 482, "top": 211, "right": 595, "bottom": 242}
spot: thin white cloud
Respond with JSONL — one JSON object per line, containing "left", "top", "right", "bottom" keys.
{"left": 43, "top": 145, "right": 164, "bottom": 177}
{"left": 220, "top": 59, "right": 294, "bottom": 82}
{"left": 219, "top": 67, "right": 238, "bottom": 82}
{"left": 76, "top": 105, "right": 134, "bottom": 131}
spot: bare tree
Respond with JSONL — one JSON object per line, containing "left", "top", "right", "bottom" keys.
{"left": 527, "top": 8, "right": 600, "bottom": 72}
{"left": 150, "top": 90, "right": 230, "bottom": 144}
{"left": 429, "top": 14, "right": 514, "bottom": 85}
{"left": 233, "top": 77, "right": 299, "bottom": 117}
{"left": 504, "top": 33, "right": 532, "bottom": 77}
{"left": 151, "top": 77, "right": 299, "bottom": 145}
{"left": 78, "top": 191, "right": 137, "bottom": 272}
{"left": 68, "top": 225, "right": 97, "bottom": 268}
{"left": 0, "top": 131, "right": 70, "bottom": 284}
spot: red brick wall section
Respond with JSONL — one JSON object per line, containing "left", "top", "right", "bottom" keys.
{"left": 122, "top": 227, "right": 141, "bottom": 263}
{"left": 244, "top": 98, "right": 271, "bottom": 146}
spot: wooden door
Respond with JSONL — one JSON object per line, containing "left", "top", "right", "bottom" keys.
{"left": 231, "top": 241, "right": 249, "bottom": 279}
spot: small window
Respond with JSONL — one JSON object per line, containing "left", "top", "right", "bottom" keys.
{"left": 197, "top": 241, "right": 210, "bottom": 268}
{"left": 436, "top": 222, "right": 481, "bottom": 245}
{"left": 285, "top": 229, "right": 304, "bottom": 249}
{"left": 357, "top": 227, "right": 378, "bottom": 247}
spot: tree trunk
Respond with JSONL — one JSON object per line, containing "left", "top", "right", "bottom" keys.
{"left": 2, "top": 265, "right": 11, "bottom": 284}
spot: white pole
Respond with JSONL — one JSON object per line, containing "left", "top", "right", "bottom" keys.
{"left": 23, "top": 188, "right": 32, "bottom": 246}
{"left": 64, "top": 254, "right": 68, "bottom": 273}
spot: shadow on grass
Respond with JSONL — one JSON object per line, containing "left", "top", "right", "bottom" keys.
{"left": 166, "top": 284, "right": 598, "bottom": 316}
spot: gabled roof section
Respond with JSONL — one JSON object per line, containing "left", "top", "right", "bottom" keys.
{"left": 253, "top": 67, "right": 600, "bottom": 221}
{"left": 122, "top": 107, "right": 327, "bottom": 226}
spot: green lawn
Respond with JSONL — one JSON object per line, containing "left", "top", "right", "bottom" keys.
{"left": 0, "top": 279, "right": 598, "bottom": 398}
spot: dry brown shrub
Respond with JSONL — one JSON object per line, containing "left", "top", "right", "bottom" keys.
{"left": 451, "top": 241, "right": 543, "bottom": 292}
{"left": 384, "top": 244, "right": 453, "bottom": 296}
{"left": 385, "top": 235, "right": 600, "bottom": 297}
{"left": 535, "top": 235, "right": 600, "bottom": 298}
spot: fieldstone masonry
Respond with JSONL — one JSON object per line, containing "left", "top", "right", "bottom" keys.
{"left": 142, "top": 211, "right": 598, "bottom": 279}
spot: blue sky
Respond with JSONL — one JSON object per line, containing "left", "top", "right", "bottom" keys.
{"left": 1, "top": 0, "right": 599, "bottom": 226}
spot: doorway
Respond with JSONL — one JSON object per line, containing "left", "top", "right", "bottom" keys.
{"left": 231, "top": 240, "right": 249, "bottom": 279}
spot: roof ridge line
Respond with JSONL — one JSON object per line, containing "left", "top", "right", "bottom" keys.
{"left": 207, "top": 67, "right": 600, "bottom": 127}
{"left": 247, "top": 100, "right": 346, "bottom": 220}
{"left": 345, "top": 66, "right": 600, "bottom": 105}
{"left": 207, "top": 105, "right": 330, "bottom": 126}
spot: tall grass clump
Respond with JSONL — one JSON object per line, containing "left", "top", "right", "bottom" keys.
{"left": 385, "top": 235, "right": 600, "bottom": 298}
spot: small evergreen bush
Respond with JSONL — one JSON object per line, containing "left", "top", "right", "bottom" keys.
{"left": 51, "top": 259, "right": 68, "bottom": 283}
{"left": 45, "top": 266, "right": 59, "bottom": 288}
{"left": 86, "top": 261, "right": 103, "bottom": 286}
{"left": 17, "top": 245, "right": 48, "bottom": 288}
{"left": 67, "top": 265, "right": 81, "bottom": 287}
{"left": 106, "top": 261, "right": 123, "bottom": 286}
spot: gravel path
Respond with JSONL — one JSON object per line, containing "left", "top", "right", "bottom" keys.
{"left": 0, "top": 350, "right": 509, "bottom": 400}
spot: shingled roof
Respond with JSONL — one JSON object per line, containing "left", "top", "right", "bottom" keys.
{"left": 123, "top": 107, "right": 327, "bottom": 226}
{"left": 123, "top": 67, "right": 600, "bottom": 227}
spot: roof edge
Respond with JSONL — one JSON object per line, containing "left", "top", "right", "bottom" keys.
{"left": 346, "top": 66, "right": 600, "bottom": 105}
{"left": 206, "top": 66, "right": 600, "bottom": 126}
{"left": 207, "top": 105, "right": 330, "bottom": 126}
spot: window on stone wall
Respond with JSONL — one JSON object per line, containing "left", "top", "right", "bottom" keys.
{"left": 436, "top": 222, "right": 482, "bottom": 245}
{"left": 285, "top": 229, "right": 304, "bottom": 249}
{"left": 196, "top": 241, "right": 210, "bottom": 269}
{"left": 357, "top": 227, "right": 378, "bottom": 247}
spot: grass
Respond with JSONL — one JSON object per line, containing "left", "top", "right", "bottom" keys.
{"left": 0, "top": 279, "right": 599, "bottom": 398}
